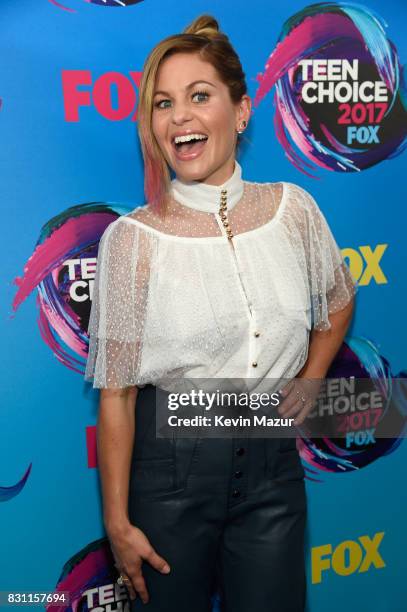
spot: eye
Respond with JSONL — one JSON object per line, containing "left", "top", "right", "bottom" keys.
{"left": 153, "top": 90, "right": 209, "bottom": 109}
{"left": 192, "top": 90, "right": 209, "bottom": 103}
{"left": 154, "top": 98, "right": 171, "bottom": 109}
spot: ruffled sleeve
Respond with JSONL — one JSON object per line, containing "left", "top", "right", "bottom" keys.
{"left": 283, "top": 184, "right": 357, "bottom": 331}
{"left": 84, "top": 218, "right": 152, "bottom": 389}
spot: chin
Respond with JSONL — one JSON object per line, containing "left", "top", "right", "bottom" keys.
{"left": 167, "top": 147, "right": 222, "bottom": 183}
{"left": 173, "top": 164, "right": 212, "bottom": 183}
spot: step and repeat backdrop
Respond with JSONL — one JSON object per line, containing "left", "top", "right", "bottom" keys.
{"left": 1, "top": 1, "right": 406, "bottom": 611}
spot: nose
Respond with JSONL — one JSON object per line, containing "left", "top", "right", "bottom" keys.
{"left": 170, "top": 100, "right": 193, "bottom": 125}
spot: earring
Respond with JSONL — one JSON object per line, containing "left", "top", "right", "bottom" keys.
{"left": 237, "top": 120, "right": 247, "bottom": 135}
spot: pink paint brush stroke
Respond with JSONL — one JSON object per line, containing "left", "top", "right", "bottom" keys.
{"left": 48, "top": 0, "right": 76, "bottom": 13}
{"left": 12, "top": 213, "right": 114, "bottom": 313}
{"left": 254, "top": 12, "right": 364, "bottom": 106}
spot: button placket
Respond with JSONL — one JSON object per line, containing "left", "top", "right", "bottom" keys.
{"left": 229, "top": 440, "right": 248, "bottom": 505}
{"left": 248, "top": 311, "right": 260, "bottom": 374}
{"left": 217, "top": 189, "right": 253, "bottom": 322}
{"left": 215, "top": 188, "right": 261, "bottom": 378}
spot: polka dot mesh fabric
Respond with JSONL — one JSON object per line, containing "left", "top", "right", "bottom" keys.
{"left": 85, "top": 181, "right": 357, "bottom": 389}
{"left": 126, "top": 181, "right": 283, "bottom": 238}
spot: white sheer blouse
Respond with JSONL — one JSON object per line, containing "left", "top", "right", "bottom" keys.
{"left": 84, "top": 162, "right": 357, "bottom": 390}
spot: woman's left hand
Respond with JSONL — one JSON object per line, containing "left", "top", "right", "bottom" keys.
{"left": 277, "top": 378, "right": 322, "bottom": 426}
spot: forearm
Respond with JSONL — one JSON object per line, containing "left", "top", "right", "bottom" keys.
{"left": 298, "top": 299, "right": 354, "bottom": 378}
{"left": 97, "top": 386, "right": 138, "bottom": 537}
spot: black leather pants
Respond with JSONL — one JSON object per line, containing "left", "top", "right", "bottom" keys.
{"left": 128, "top": 385, "right": 307, "bottom": 612}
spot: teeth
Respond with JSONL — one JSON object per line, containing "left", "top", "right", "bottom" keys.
{"left": 174, "top": 133, "right": 208, "bottom": 144}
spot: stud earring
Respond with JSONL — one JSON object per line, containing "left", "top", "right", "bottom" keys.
{"left": 237, "top": 120, "right": 247, "bottom": 135}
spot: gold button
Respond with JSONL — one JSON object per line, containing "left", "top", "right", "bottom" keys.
{"left": 254, "top": 331, "right": 260, "bottom": 337}
{"left": 252, "top": 361, "right": 258, "bottom": 367}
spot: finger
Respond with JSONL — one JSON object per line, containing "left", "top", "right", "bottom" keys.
{"left": 278, "top": 379, "right": 295, "bottom": 398}
{"left": 116, "top": 570, "right": 137, "bottom": 601}
{"left": 117, "top": 567, "right": 137, "bottom": 600}
{"left": 281, "top": 401, "right": 302, "bottom": 418}
{"left": 282, "top": 393, "right": 313, "bottom": 418}
{"left": 145, "top": 548, "right": 171, "bottom": 574}
{"left": 132, "top": 572, "right": 149, "bottom": 604}
{"left": 124, "top": 582, "right": 137, "bottom": 601}
{"left": 278, "top": 392, "right": 299, "bottom": 415}
{"left": 293, "top": 403, "right": 313, "bottom": 426}
{"left": 286, "top": 396, "right": 315, "bottom": 419}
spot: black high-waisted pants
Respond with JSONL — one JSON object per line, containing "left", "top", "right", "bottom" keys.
{"left": 128, "top": 384, "right": 307, "bottom": 612}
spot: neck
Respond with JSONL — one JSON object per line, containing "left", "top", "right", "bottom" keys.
{"left": 170, "top": 160, "right": 244, "bottom": 213}
{"left": 180, "top": 158, "right": 236, "bottom": 186}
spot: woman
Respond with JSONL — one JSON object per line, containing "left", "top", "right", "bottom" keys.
{"left": 85, "top": 14, "right": 356, "bottom": 612}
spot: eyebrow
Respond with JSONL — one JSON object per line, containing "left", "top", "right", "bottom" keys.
{"left": 153, "top": 80, "right": 216, "bottom": 97}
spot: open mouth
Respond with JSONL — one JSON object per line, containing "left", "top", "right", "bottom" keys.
{"left": 172, "top": 133, "right": 208, "bottom": 158}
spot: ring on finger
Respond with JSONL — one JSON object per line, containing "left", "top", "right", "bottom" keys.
{"left": 117, "top": 573, "right": 131, "bottom": 586}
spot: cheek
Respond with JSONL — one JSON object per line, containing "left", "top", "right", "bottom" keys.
{"left": 206, "top": 106, "right": 236, "bottom": 140}
{"left": 151, "top": 115, "right": 167, "bottom": 147}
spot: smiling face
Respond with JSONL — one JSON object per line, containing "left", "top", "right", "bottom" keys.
{"left": 151, "top": 52, "right": 251, "bottom": 186}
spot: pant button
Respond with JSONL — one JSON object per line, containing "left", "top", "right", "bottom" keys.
{"left": 234, "top": 470, "right": 243, "bottom": 479}
{"left": 232, "top": 489, "right": 241, "bottom": 498}
{"left": 236, "top": 447, "right": 245, "bottom": 456}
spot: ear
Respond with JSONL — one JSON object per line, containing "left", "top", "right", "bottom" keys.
{"left": 235, "top": 95, "right": 252, "bottom": 130}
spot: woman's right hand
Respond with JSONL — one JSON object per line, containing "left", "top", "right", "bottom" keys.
{"left": 107, "top": 522, "right": 171, "bottom": 604}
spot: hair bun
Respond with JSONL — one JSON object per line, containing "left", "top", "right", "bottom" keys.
{"left": 183, "top": 14, "right": 221, "bottom": 39}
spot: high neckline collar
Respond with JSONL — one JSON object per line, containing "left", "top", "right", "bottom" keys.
{"left": 170, "top": 161, "right": 244, "bottom": 213}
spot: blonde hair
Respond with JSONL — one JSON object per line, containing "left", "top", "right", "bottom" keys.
{"left": 137, "top": 15, "right": 247, "bottom": 216}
